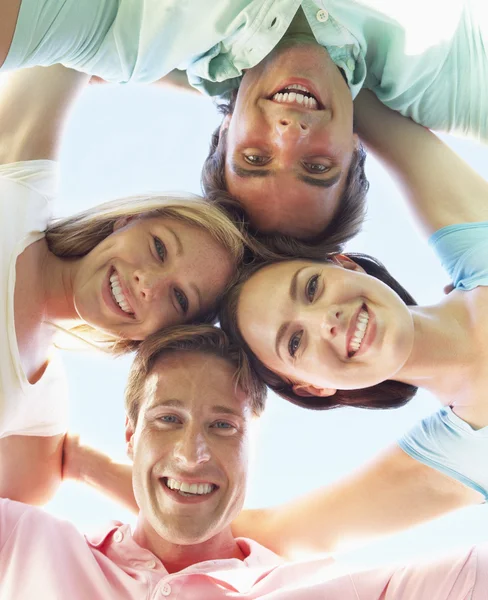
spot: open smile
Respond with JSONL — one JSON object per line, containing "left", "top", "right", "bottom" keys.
{"left": 268, "top": 79, "right": 324, "bottom": 111}
{"left": 160, "top": 477, "right": 219, "bottom": 505}
{"left": 102, "top": 267, "right": 136, "bottom": 319}
{"left": 346, "top": 304, "right": 377, "bottom": 358}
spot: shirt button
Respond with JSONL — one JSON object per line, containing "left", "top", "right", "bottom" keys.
{"left": 113, "top": 531, "right": 123, "bottom": 543}
{"left": 347, "top": 58, "right": 355, "bottom": 71}
{"left": 147, "top": 560, "right": 157, "bottom": 570}
{"left": 316, "top": 9, "right": 329, "bottom": 22}
{"left": 161, "top": 583, "right": 172, "bottom": 596}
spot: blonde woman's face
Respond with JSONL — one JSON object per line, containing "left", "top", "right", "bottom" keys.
{"left": 72, "top": 216, "right": 234, "bottom": 340}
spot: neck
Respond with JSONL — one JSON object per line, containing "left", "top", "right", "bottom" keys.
{"left": 396, "top": 294, "right": 475, "bottom": 399}
{"left": 133, "top": 518, "right": 246, "bottom": 574}
{"left": 39, "top": 242, "right": 81, "bottom": 323}
{"left": 283, "top": 7, "right": 316, "bottom": 42}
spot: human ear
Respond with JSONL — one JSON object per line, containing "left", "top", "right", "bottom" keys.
{"left": 220, "top": 113, "right": 232, "bottom": 135}
{"left": 292, "top": 383, "right": 336, "bottom": 397}
{"left": 331, "top": 254, "right": 366, "bottom": 274}
{"left": 125, "top": 415, "right": 135, "bottom": 460}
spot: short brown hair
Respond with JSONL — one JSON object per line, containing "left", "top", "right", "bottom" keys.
{"left": 201, "top": 94, "right": 369, "bottom": 260}
{"left": 125, "top": 325, "right": 267, "bottom": 425}
{"left": 219, "top": 253, "right": 418, "bottom": 411}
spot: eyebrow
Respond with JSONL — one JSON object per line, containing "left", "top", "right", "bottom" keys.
{"left": 231, "top": 161, "right": 341, "bottom": 188}
{"left": 231, "top": 162, "right": 272, "bottom": 178}
{"left": 274, "top": 266, "right": 307, "bottom": 361}
{"left": 167, "top": 226, "right": 183, "bottom": 256}
{"left": 148, "top": 399, "right": 242, "bottom": 419}
{"left": 297, "top": 172, "right": 342, "bottom": 188}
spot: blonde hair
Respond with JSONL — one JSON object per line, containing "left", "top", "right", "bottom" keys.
{"left": 46, "top": 192, "right": 247, "bottom": 355}
{"left": 125, "top": 324, "right": 267, "bottom": 425}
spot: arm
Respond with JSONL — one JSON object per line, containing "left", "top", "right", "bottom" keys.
{"left": 0, "top": 0, "right": 21, "bottom": 69}
{"left": 0, "top": 434, "right": 65, "bottom": 505}
{"left": 0, "top": 63, "right": 89, "bottom": 164}
{"left": 62, "top": 435, "right": 138, "bottom": 514}
{"left": 353, "top": 89, "right": 488, "bottom": 236}
{"left": 232, "top": 444, "right": 482, "bottom": 559}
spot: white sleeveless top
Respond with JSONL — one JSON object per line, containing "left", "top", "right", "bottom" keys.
{"left": 0, "top": 161, "right": 68, "bottom": 438}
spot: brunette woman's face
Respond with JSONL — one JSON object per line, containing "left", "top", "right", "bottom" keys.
{"left": 237, "top": 258, "right": 415, "bottom": 396}
{"left": 72, "top": 216, "right": 234, "bottom": 340}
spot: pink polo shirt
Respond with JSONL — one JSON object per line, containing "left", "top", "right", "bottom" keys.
{"left": 0, "top": 498, "right": 486, "bottom": 599}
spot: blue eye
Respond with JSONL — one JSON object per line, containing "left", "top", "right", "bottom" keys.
{"left": 306, "top": 275, "right": 319, "bottom": 301}
{"left": 288, "top": 331, "right": 303, "bottom": 358}
{"left": 154, "top": 237, "right": 166, "bottom": 261}
{"left": 160, "top": 415, "right": 179, "bottom": 424}
{"left": 213, "top": 421, "right": 231, "bottom": 429}
{"left": 174, "top": 288, "right": 189, "bottom": 315}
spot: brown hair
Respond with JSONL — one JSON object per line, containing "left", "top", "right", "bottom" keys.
{"left": 45, "top": 193, "right": 248, "bottom": 355}
{"left": 219, "top": 253, "right": 418, "bottom": 411}
{"left": 125, "top": 325, "right": 267, "bottom": 425}
{"left": 201, "top": 94, "right": 369, "bottom": 260}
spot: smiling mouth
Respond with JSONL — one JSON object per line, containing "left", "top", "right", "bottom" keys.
{"left": 348, "top": 305, "right": 370, "bottom": 357}
{"left": 109, "top": 269, "right": 135, "bottom": 317}
{"left": 270, "top": 83, "right": 322, "bottom": 110}
{"left": 162, "top": 477, "right": 218, "bottom": 497}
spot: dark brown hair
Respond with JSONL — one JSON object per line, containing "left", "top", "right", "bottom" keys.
{"left": 219, "top": 253, "right": 418, "bottom": 411}
{"left": 202, "top": 93, "right": 369, "bottom": 260}
{"left": 125, "top": 325, "right": 267, "bottom": 425}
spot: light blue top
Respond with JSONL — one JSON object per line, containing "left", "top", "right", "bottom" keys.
{"left": 428, "top": 221, "right": 488, "bottom": 290}
{"left": 399, "top": 221, "right": 488, "bottom": 499}
{"left": 3, "top": 0, "right": 488, "bottom": 141}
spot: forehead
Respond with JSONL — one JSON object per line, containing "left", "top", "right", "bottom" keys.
{"left": 224, "top": 168, "right": 341, "bottom": 238}
{"left": 142, "top": 351, "right": 250, "bottom": 415}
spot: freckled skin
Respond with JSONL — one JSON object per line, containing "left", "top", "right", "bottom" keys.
{"left": 71, "top": 217, "right": 234, "bottom": 340}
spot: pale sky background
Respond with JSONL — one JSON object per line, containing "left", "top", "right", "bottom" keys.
{"left": 39, "top": 81, "right": 488, "bottom": 568}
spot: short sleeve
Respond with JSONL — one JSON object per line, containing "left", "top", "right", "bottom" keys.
{"left": 429, "top": 222, "right": 488, "bottom": 290}
{"left": 398, "top": 408, "right": 488, "bottom": 500}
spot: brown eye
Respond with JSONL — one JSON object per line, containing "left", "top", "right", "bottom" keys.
{"left": 244, "top": 154, "right": 271, "bottom": 166}
{"left": 302, "top": 162, "right": 331, "bottom": 174}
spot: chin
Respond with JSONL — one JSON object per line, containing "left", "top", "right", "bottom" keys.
{"left": 160, "top": 523, "right": 218, "bottom": 546}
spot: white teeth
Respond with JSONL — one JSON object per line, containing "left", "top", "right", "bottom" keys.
{"left": 110, "top": 273, "right": 133, "bottom": 314}
{"left": 272, "top": 86, "right": 319, "bottom": 110}
{"left": 288, "top": 84, "right": 312, "bottom": 93}
{"left": 348, "top": 309, "right": 369, "bottom": 355}
{"left": 165, "top": 478, "right": 214, "bottom": 496}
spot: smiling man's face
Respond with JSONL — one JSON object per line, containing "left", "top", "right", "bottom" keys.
{"left": 223, "top": 40, "right": 357, "bottom": 238}
{"left": 127, "top": 351, "right": 253, "bottom": 546}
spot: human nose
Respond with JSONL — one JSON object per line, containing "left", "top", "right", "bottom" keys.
{"left": 133, "top": 267, "right": 166, "bottom": 302}
{"left": 275, "top": 115, "right": 310, "bottom": 143}
{"left": 318, "top": 306, "right": 344, "bottom": 339}
{"left": 173, "top": 429, "right": 211, "bottom": 468}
